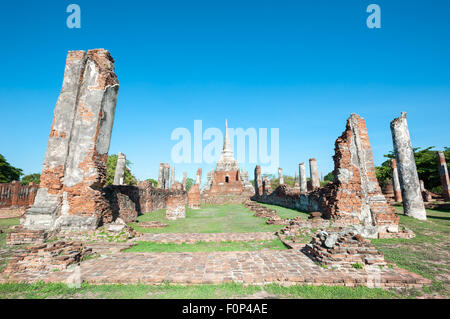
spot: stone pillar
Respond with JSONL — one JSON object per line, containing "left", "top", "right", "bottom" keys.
{"left": 390, "top": 112, "right": 426, "bottom": 220}
{"left": 253, "top": 165, "right": 263, "bottom": 196}
{"left": 299, "top": 162, "right": 307, "bottom": 193}
{"left": 113, "top": 152, "right": 126, "bottom": 185}
{"left": 309, "top": 158, "right": 320, "bottom": 190}
{"left": 437, "top": 151, "right": 450, "bottom": 201}
{"left": 390, "top": 159, "right": 402, "bottom": 202}
{"left": 157, "top": 163, "right": 170, "bottom": 189}
{"left": 24, "top": 49, "right": 119, "bottom": 231}
{"left": 196, "top": 168, "right": 202, "bottom": 185}
{"left": 278, "top": 167, "right": 284, "bottom": 185}
{"left": 182, "top": 172, "right": 187, "bottom": 191}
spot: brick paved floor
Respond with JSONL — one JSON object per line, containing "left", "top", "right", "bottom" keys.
{"left": 137, "top": 232, "right": 277, "bottom": 243}
{"left": 13, "top": 249, "right": 428, "bottom": 288}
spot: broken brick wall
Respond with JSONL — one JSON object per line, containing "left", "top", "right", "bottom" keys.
{"left": 188, "top": 184, "right": 201, "bottom": 209}
{"left": 253, "top": 114, "right": 399, "bottom": 237}
{"left": 0, "top": 182, "right": 39, "bottom": 208}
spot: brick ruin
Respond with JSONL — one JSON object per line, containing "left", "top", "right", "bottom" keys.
{"left": 188, "top": 168, "right": 202, "bottom": 209}
{"left": 0, "top": 181, "right": 38, "bottom": 208}
{"left": 201, "top": 120, "right": 254, "bottom": 204}
{"left": 23, "top": 49, "right": 119, "bottom": 232}
{"left": 166, "top": 191, "right": 186, "bottom": 220}
{"left": 253, "top": 114, "right": 401, "bottom": 238}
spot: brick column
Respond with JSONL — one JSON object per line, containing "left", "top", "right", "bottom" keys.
{"left": 390, "top": 112, "right": 426, "bottom": 220}
{"left": 10, "top": 181, "right": 20, "bottom": 206}
{"left": 254, "top": 165, "right": 262, "bottom": 196}
{"left": 437, "top": 151, "right": 450, "bottom": 201}
{"left": 390, "top": 159, "right": 402, "bottom": 202}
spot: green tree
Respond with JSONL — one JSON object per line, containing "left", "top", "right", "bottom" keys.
{"left": 375, "top": 147, "right": 450, "bottom": 192}
{"left": 0, "top": 154, "right": 23, "bottom": 183}
{"left": 105, "top": 154, "right": 137, "bottom": 186}
{"left": 185, "top": 177, "right": 195, "bottom": 191}
{"left": 146, "top": 178, "right": 158, "bottom": 187}
{"left": 21, "top": 173, "right": 41, "bottom": 185}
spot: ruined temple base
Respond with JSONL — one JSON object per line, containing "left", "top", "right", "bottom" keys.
{"left": 6, "top": 227, "right": 49, "bottom": 245}
{"left": 302, "top": 230, "right": 387, "bottom": 268}
{"left": 2, "top": 249, "right": 430, "bottom": 289}
{"left": 166, "top": 192, "right": 186, "bottom": 220}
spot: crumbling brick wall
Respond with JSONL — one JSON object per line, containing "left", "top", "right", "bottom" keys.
{"left": 253, "top": 114, "right": 399, "bottom": 237}
{"left": 0, "top": 182, "right": 38, "bottom": 208}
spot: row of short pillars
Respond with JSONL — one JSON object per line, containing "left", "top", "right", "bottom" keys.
{"left": 278, "top": 158, "right": 320, "bottom": 192}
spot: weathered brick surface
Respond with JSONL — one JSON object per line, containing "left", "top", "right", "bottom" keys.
{"left": 166, "top": 191, "right": 186, "bottom": 220}
{"left": 303, "top": 231, "right": 387, "bottom": 268}
{"left": 24, "top": 49, "right": 120, "bottom": 232}
{"left": 6, "top": 227, "right": 48, "bottom": 245}
{"left": 139, "top": 232, "right": 276, "bottom": 243}
{"left": 0, "top": 182, "right": 38, "bottom": 208}
{"left": 187, "top": 184, "right": 201, "bottom": 209}
{"left": 29, "top": 250, "right": 431, "bottom": 288}
{"left": 2, "top": 241, "right": 92, "bottom": 276}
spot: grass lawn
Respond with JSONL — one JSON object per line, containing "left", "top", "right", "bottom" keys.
{"left": 371, "top": 205, "right": 450, "bottom": 297}
{"left": 125, "top": 239, "right": 287, "bottom": 253}
{"left": 258, "top": 203, "right": 310, "bottom": 220}
{"left": 0, "top": 282, "right": 404, "bottom": 299}
{"left": 0, "top": 217, "right": 21, "bottom": 272}
{"left": 131, "top": 204, "right": 283, "bottom": 233}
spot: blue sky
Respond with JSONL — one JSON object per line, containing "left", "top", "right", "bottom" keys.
{"left": 0, "top": 0, "right": 449, "bottom": 183}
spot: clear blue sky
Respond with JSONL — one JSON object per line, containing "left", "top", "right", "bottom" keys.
{"left": 1, "top": 0, "right": 449, "bottom": 183}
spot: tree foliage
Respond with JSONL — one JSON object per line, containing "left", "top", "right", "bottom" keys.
{"left": 146, "top": 178, "right": 158, "bottom": 187}
{"left": 185, "top": 177, "right": 195, "bottom": 191}
{"left": 105, "top": 154, "right": 137, "bottom": 186}
{"left": 375, "top": 147, "right": 450, "bottom": 192}
{"left": 0, "top": 154, "right": 23, "bottom": 183}
{"left": 21, "top": 173, "right": 41, "bottom": 185}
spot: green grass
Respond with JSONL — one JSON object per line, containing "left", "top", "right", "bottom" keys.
{"left": 257, "top": 203, "right": 310, "bottom": 220}
{"left": 0, "top": 282, "right": 404, "bottom": 299}
{"left": 263, "top": 284, "right": 403, "bottom": 299}
{"left": 0, "top": 217, "right": 21, "bottom": 272}
{"left": 0, "top": 218, "right": 20, "bottom": 248}
{"left": 131, "top": 204, "right": 283, "bottom": 233}
{"left": 124, "top": 239, "right": 287, "bottom": 253}
{"left": 371, "top": 206, "right": 450, "bottom": 297}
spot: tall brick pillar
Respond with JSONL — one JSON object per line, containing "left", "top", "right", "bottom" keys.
{"left": 11, "top": 181, "right": 20, "bottom": 207}
{"left": 24, "top": 49, "right": 119, "bottom": 231}
{"left": 299, "top": 162, "right": 307, "bottom": 193}
{"left": 182, "top": 172, "right": 187, "bottom": 191}
{"left": 254, "top": 165, "right": 263, "bottom": 196}
{"left": 437, "top": 151, "right": 450, "bottom": 201}
{"left": 390, "top": 159, "right": 402, "bottom": 202}
{"left": 309, "top": 158, "right": 320, "bottom": 190}
{"left": 390, "top": 112, "right": 426, "bottom": 220}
